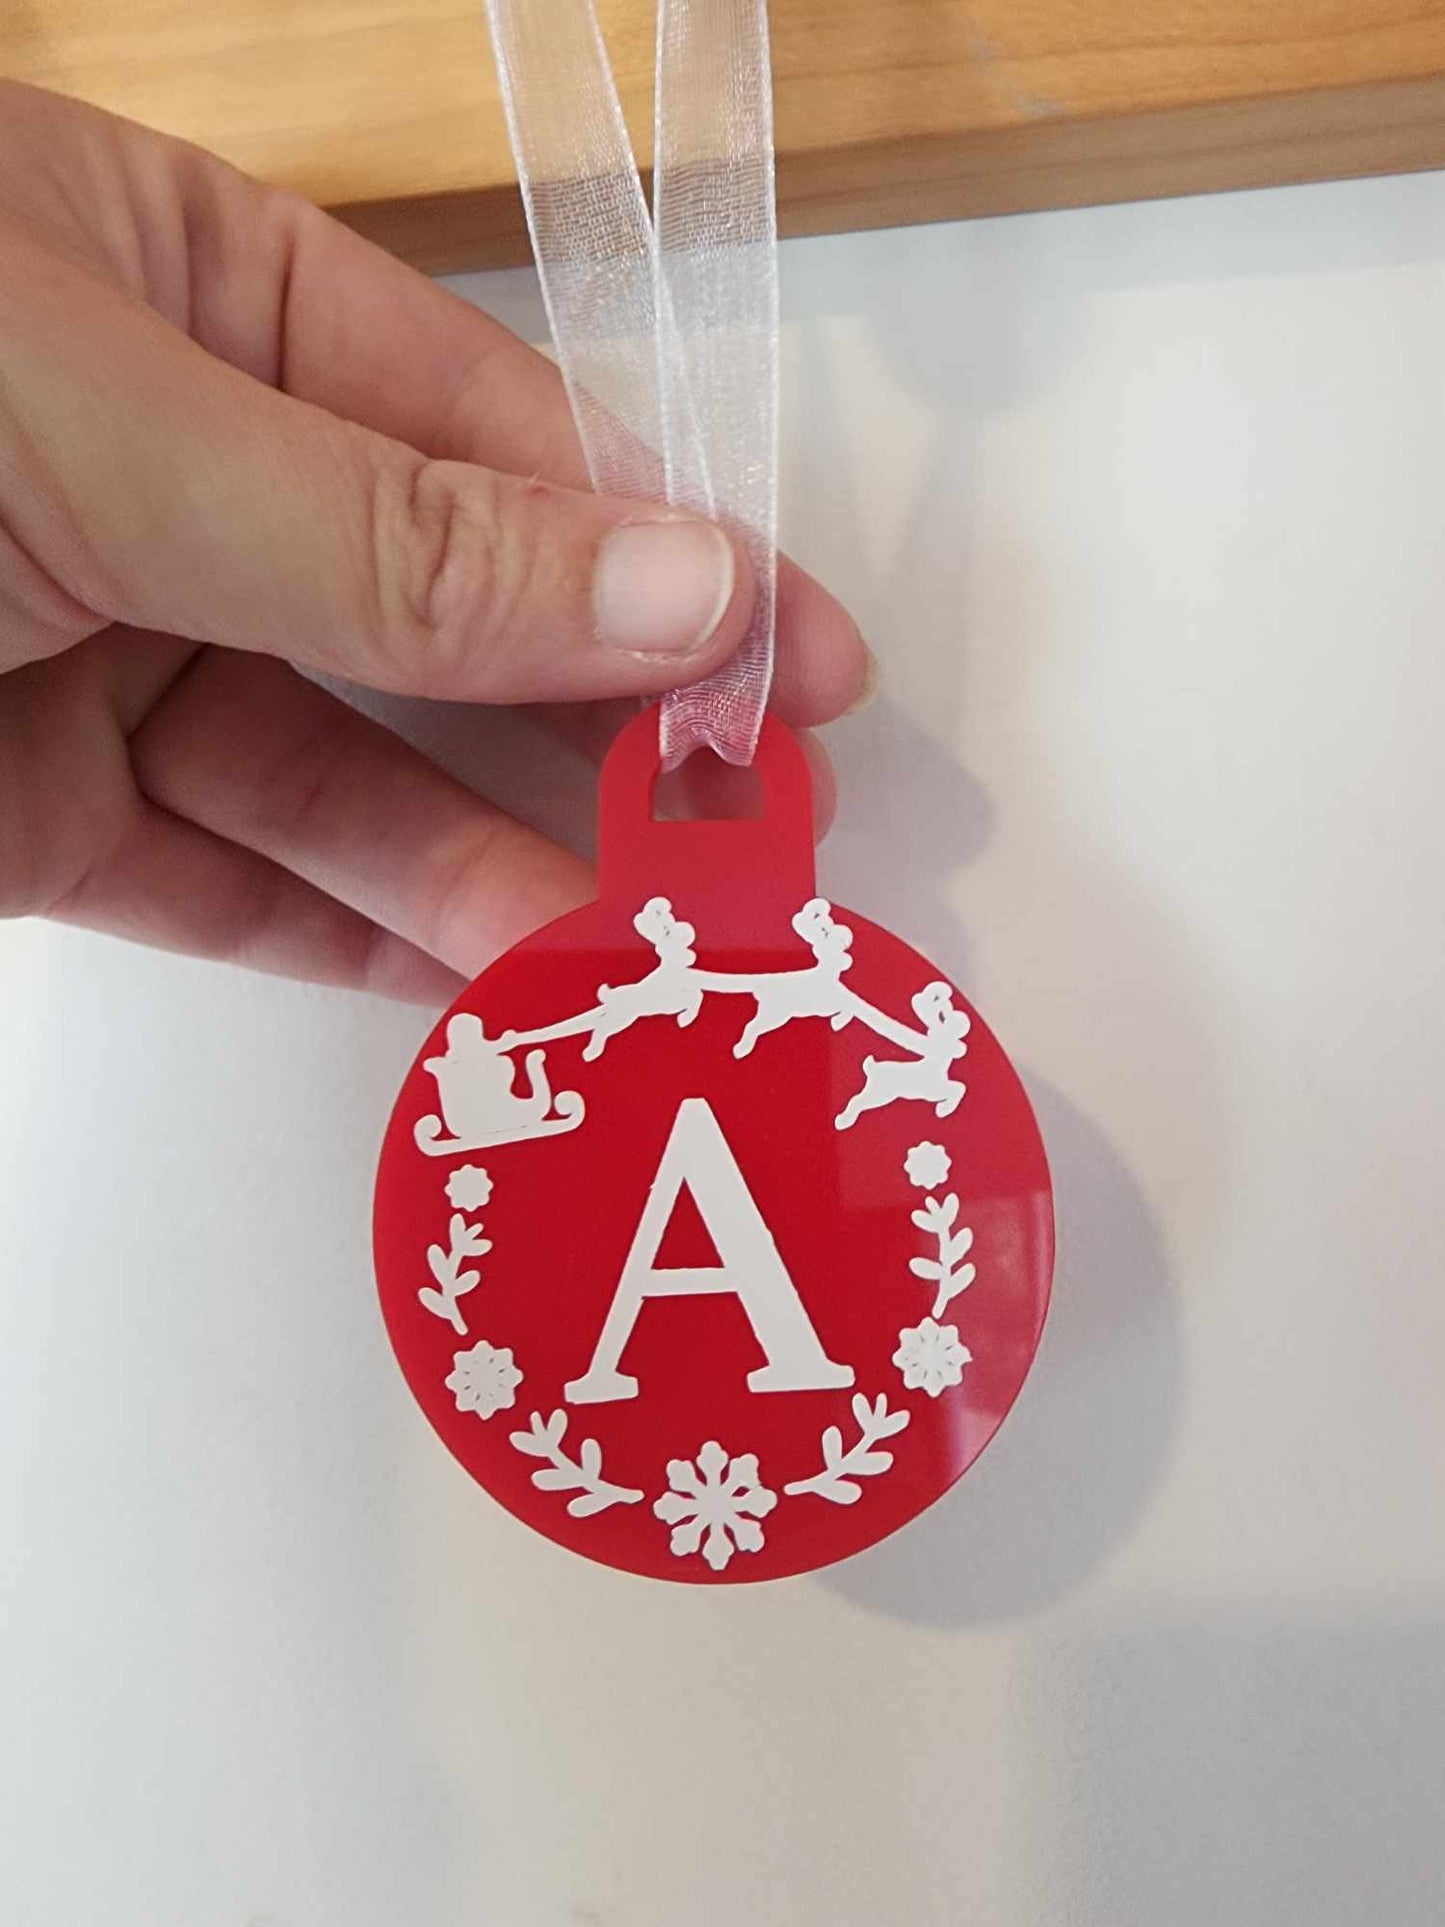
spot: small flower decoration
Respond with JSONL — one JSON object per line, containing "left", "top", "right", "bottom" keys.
{"left": 446, "top": 1339, "right": 522, "bottom": 1419}
{"left": 653, "top": 1440, "right": 778, "bottom": 1572}
{"left": 893, "top": 1319, "right": 971, "bottom": 1399}
{"left": 904, "top": 1142, "right": 952, "bottom": 1192}
{"left": 445, "top": 1164, "right": 493, "bottom": 1212}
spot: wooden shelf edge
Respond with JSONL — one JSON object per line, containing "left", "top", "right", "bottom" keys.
{"left": 335, "top": 71, "right": 1445, "bottom": 276}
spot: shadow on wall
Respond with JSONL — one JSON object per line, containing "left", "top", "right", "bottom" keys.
{"left": 768, "top": 218, "right": 1236, "bottom": 1625}
{"left": 776, "top": 164, "right": 1445, "bottom": 344}
{"left": 825, "top": 1072, "right": 1177, "bottom": 1629}
{"left": 1024, "top": 1615, "right": 1445, "bottom": 1924}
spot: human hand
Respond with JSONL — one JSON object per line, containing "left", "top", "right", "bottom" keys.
{"left": 0, "top": 83, "right": 868, "bottom": 1002}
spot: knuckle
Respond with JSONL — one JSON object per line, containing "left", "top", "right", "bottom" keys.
{"left": 192, "top": 854, "right": 288, "bottom": 972}
{"left": 418, "top": 818, "right": 513, "bottom": 968}
{"left": 367, "top": 456, "right": 538, "bottom": 694}
{"left": 0, "top": 656, "right": 130, "bottom": 920}
{"left": 248, "top": 699, "right": 356, "bottom": 853}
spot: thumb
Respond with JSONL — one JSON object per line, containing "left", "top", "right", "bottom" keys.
{"left": 6, "top": 238, "right": 752, "bottom": 698}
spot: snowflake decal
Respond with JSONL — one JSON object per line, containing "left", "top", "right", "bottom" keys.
{"left": 905, "top": 1141, "right": 952, "bottom": 1191}
{"left": 893, "top": 1319, "right": 971, "bottom": 1399}
{"left": 445, "top": 1164, "right": 494, "bottom": 1211}
{"left": 653, "top": 1440, "right": 778, "bottom": 1572}
{"left": 446, "top": 1339, "right": 522, "bottom": 1419}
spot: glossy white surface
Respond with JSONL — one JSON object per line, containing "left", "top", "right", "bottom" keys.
{"left": 4, "top": 171, "right": 1444, "bottom": 1924}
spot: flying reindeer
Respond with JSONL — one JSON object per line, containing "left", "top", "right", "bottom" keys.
{"left": 834, "top": 981, "right": 970, "bottom": 1131}
{"left": 481, "top": 894, "right": 970, "bottom": 1133}
{"left": 718, "top": 898, "right": 857, "bottom": 1058}
{"left": 500, "top": 898, "right": 704, "bottom": 1062}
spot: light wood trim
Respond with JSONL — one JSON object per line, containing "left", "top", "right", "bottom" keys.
{"left": 6, "top": 2, "right": 1445, "bottom": 269}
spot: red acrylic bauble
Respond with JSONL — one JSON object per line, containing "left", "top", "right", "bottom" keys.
{"left": 374, "top": 706, "right": 1052, "bottom": 1583}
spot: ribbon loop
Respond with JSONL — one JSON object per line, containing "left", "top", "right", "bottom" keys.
{"left": 484, "top": 0, "right": 778, "bottom": 767}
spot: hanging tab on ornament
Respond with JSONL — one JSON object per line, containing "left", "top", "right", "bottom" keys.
{"left": 483, "top": 0, "right": 777, "bottom": 769}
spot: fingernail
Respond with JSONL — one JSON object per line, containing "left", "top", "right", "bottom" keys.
{"left": 593, "top": 520, "right": 735, "bottom": 655}
{"left": 845, "top": 640, "right": 880, "bottom": 715}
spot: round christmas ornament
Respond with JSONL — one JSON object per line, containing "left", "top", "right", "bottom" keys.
{"left": 374, "top": 705, "right": 1053, "bottom": 1582}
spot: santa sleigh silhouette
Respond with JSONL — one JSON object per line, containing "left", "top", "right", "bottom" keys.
{"left": 413, "top": 899, "right": 972, "bottom": 1157}
{"left": 413, "top": 1015, "right": 586, "bottom": 1156}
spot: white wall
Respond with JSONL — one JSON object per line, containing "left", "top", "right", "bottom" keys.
{"left": 4, "top": 170, "right": 1444, "bottom": 1924}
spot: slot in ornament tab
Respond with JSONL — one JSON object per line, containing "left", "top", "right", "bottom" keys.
{"left": 374, "top": 705, "right": 1053, "bottom": 1582}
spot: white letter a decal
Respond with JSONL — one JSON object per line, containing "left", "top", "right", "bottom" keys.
{"left": 565, "top": 1098, "right": 855, "bottom": 1404}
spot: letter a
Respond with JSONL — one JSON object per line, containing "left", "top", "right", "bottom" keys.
{"left": 565, "top": 1098, "right": 855, "bottom": 1403}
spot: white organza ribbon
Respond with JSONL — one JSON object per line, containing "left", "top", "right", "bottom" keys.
{"left": 482, "top": 0, "right": 778, "bottom": 767}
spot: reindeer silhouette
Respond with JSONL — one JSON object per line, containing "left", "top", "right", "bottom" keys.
{"left": 731, "top": 899, "right": 856, "bottom": 1058}
{"left": 835, "top": 982, "right": 969, "bottom": 1131}
{"left": 500, "top": 898, "right": 706, "bottom": 1063}
{"left": 582, "top": 897, "right": 704, "bottom": 1059}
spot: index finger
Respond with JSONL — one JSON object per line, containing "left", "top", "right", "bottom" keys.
{"left": 153, "top": 114, "right": 870, "bottom": 724}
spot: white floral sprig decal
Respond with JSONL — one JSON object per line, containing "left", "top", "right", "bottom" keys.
{"left": 421, "top": 1208, "right": 492, "bottom": 1334}
{"left": 510, "top": 1409, "right": 643, "bottom": 1517}
{"left": 446, "top": 1338, "right": 523, "bottom": 1418}
{"left": 904, "top": 1141, "right": 975, "bottom": 1319}
{"left": 654, "top": 1441, "right": 778, "bottom": 1571}
{"left": 893, "top": 1319, "right": 971, "bottom": 1398}
{"left": 784, "top": 1393, "right": 911, "bottom": 1505}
